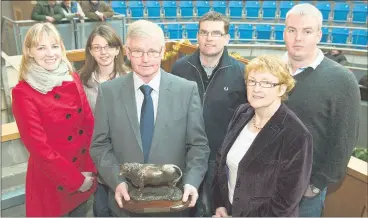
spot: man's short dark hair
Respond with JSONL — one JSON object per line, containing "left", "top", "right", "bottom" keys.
{"left": 199, "top": 11, "right": 230, "bottom": 34}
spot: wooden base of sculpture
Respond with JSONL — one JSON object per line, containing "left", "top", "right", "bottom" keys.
{"left": 122, "top": 198, "right": 191, "bottom": 213}
{"left": 122, "top": 186, "right": 190, "bottom": 213}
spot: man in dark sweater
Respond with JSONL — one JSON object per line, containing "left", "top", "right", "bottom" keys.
{"left": 171, "top": 11, "right": 247, "bottom": 216}
{"left": 283, "top": 4, "right": 360, "bottom": 217}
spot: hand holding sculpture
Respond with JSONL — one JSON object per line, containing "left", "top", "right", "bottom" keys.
{"left": 118, "top": 163, "right": 190, "bottom": 213}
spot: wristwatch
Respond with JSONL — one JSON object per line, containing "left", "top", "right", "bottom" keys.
{"left": 310, "top": 184, "right": 320, "bottom": 194}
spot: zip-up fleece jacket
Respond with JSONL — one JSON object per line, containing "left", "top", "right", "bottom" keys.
{"left": 172, "top": 47, "right": 247, "bottom": 160}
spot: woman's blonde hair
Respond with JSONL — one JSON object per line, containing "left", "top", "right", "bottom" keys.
{"left": 245, "top": 55, "right": 295, "bottom": 101}
{"left": 18, "top": 23, "right": 73, "bottom": 81}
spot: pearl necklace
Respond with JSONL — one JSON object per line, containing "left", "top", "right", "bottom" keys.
{"left": 252, "top": 117, "right": 263, "bottom": 130}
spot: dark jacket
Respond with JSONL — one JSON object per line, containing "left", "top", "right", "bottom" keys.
{"left": 80, "top": 1, "right": 114, "bottom": 21}
{"left": 325, "top": 51, "right": 348, "bottom": 66}
{"left": 31, "top": 2, "right": 65, "bottom": 22}
{"left": 171, "top": 47, "right": 247, "bottom": 160}
{"left": 213, "top": 103, "right": 313, "bottom": 217}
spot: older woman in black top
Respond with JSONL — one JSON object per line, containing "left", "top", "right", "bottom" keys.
{"left": 213, "top": 55, "right": 313, "bottom": 217}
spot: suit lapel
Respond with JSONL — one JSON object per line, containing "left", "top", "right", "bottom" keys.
{"left": 149, "top": 70, "right": 172, "bottom": 157}
{"left": 121, "top": 73, "right": 143, "bottom": 151}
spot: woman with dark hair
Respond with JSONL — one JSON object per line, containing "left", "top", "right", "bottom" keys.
{"left": 79, "top": 24, "right": 127, "bottom": 216}
{"left": 12, "top": 22, "right": 96, "bottom": 217}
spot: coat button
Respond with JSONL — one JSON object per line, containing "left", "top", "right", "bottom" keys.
{"left": 58, "top": 186, "right": 63, "bottom": 191}
{"left": 79, "top": 130, "right": 84, "bottom": 135}
{"left": 78, "top": 108, "right": 82, "bottom": 113}
{"left": 54, "top": 94, "right": 60, "bottom": 99}
{"left": 235, "top": 197, "right": 239, "bottom": 201}
{"left": 66, "top": 114, "right": 71, "bottom": 119}
{"left": 68, "top": 136, "right": 73, "bottom": 141}
{"left": 72, "top": 157, "right": 77, "bottom": 162}
{"left": 81, "top": 148, "right": 86, "bottom": 154}
{"left": 236, "top": 183, "right": 240, "bottom": 188}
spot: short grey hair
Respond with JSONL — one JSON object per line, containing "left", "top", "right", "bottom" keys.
{"left": 286, "top": 3, "right": 323, "bottom": 29}
{"left": 126, "top": 20, "right": 165, "bottom": 47}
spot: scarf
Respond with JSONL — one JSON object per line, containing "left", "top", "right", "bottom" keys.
{"left": 25, "top": 60, "right": 73, "bottom": 94}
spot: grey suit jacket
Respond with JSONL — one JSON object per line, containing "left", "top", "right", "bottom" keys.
{"left": 90, "top": 70, "right": 210, "bottom": 216}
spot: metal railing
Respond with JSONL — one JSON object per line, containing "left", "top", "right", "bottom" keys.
{"left": 1, "top": 15, "right": 127, "bottom": 56}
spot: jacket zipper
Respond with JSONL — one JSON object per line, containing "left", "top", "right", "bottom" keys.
{"left": 187, "top": 61, "right": 230, "bottom": 105}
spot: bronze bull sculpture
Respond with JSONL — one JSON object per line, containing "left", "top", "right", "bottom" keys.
{"left": 119, "top": 163, "right": 183, "bottom": 193}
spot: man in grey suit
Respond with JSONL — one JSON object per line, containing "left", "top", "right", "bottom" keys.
{"left": 90, "top": 20, "right": 210, "bottom": 217}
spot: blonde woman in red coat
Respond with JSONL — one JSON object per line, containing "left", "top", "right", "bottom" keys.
{"left": 12, "top": 22, "right": 97, "bottom": 217}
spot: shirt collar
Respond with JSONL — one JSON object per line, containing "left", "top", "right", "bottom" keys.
{"left": 133, "top": 69, "right": 161, "bottom": 92}
{"left": 284, "top": 49, "right": 324, "bottom": 71}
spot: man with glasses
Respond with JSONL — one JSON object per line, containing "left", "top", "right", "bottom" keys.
{"left": 171, "top": 11, "right": 247, "bottom": 217}
{"left": 90, "top": 20, "right": 209, "bottom": 217}
{"left": 283, "top": 4, "right": 360, "bottom": 217}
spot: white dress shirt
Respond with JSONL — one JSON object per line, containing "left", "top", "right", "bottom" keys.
{"left": 284, "top": 49, "right": 325, "bottom": 76}
{"left": 226, "top": 123, "right": 257, "bottom": 204}
{"left": 133, "top": 71, "right": 161, "bottom": 124}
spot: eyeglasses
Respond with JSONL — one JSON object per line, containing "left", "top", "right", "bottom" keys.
{"left": 90, "top": 45, "right": 116, "bottom": 52}
{"left": 247, "top": 79, "right": 282, "bottom": 88}
{"left": 126, "top": 47, "right": 162, "bottom": 58}
{"left": 198, "top": 30, "right": 226, "bottom": 37}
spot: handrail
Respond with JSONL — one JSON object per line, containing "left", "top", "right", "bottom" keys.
{"left": 1, "top": 15, "right": 126, "bottom": 25}
{"left": 226, "top": 43, "right": 368, "bottom": 54}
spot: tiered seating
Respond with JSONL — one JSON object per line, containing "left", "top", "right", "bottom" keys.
{"left": 316, "top": 1, "right": 331, "bottom": 21}
{"left": 112, "top": 1, "right": 127, "bottom": 16}
{"left": 352, "top": 2, "right": 368, "bottom": 24}
{"left": 146, "top": 1, "right": 161, "bottom": 19}
{"left": 262, "top": 1, "right": 277, "bottom": 20}
{"left": 331, "top": 27, "right": 350, "bottom": 44}
{"left": 256, "top": 24, "right": 272, "bottom": 41}
{"left": 238, "top": 24, "right": 254, "bottom": 42}
{"left": 167, "top": 24, "right": 183, "bottom": 40}
{"left": 351, "top": 29, "right": 368, "bottom": 46}
{"left": 321, "top": 27, "right": 329, "bottom": 43}
{"left": 245, "top": 1, "right": 260, "bottom": 19}
{"left": 184, "top": 23, "right": 198, "bottom": 42}
{"left": 229, "top": 1, "right": 243, "bottom": 18}
{"left": 105, "top": 1, "right": 367, "bottom": 49}
{"left": 128, "top": 1, "right": 144, "bottom": 19}
{"left": 273, "top": 25, "right": 285, "bottom": 42}
{"left": 279, "top": 1, "right": 295, "bottom": 20}
{"left": 333, "top": 2, "right": 350, "bottom": 23}
{"left": 179, "top": 1, "right": 194, "bottom": 19}
{"left": 196, "top": 1, "right": 211, "bottom": 17}
{"left": 229, "top": 24, "right": 236, "bottom": 42}
{"left": 212, "top": 1, "right": 227, "bottom": 15}
{"left": 162, "top": 1, "right": 177, "bottom": 19}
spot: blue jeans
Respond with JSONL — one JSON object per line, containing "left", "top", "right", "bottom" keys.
{"left": 195, "top": 160, "right": 216, "bottom": 217}
{"left": 93, "top": 183, "right": 113, "bottom": 217}
{"left": 299, "top": 187, "right": 327, "bottom": 217}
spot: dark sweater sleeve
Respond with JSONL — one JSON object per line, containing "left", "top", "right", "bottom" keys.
{"left": 311, "top": 67, "right": 360, "bottom": 190}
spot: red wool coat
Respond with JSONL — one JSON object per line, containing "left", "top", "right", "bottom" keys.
{"left": 12, "top": 72, "right": 97, "bottom": 217}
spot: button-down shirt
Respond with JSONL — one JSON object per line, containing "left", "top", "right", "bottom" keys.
{"left": 284, "top": 49, "right": 325, "bottom": 76}
{"left": 133, "top": 70, "right": 161, "bottom": 123}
